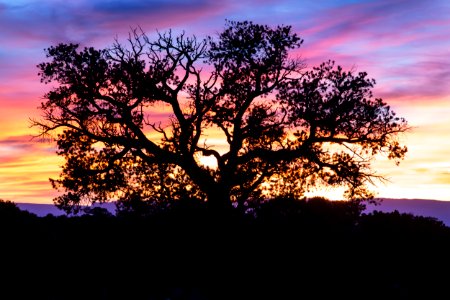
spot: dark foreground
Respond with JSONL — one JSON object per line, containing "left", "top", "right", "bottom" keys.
{"left": 2, "top": 198, "right": 450, "bottom": 299}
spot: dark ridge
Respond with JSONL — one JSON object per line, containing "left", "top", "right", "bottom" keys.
{"left": 18, "top": 198, "right": 450, "bottom": 226}
{"left": 16, "top": 202, "right": 116, "bottom": 216}
{"left": 365, "top": 198, "right": 450, "bottom": 226}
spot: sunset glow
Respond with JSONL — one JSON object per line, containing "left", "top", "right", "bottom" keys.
{"left": 0, "top": 0, "right": 449, "bottom": 203}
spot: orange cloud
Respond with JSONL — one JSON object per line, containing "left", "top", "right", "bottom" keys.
{"left": 0, "top": 135, "right": 61, "bottom": 203}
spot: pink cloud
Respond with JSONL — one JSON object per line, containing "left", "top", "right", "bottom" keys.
{"left": 285, "top": 0, "right": 450, "bottom": 104}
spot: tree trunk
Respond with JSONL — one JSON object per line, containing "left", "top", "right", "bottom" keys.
{"left": 206, "top": 185, "right": 233, "bottom": 217}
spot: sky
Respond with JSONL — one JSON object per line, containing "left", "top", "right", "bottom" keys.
{"left": 0, "top": 0, "right": 449, "bottom": 204}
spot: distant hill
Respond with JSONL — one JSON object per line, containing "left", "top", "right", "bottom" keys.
{"left": 16, "top": 203, "right": 65, "bottom": 216}
{"left": 365, "top": 198, "right": 450, "bottom": 226}
{"left": 16, "top": 202, "right": 116, "bottom": 217}
{"left": 16, "top": 198, "right": 450, "bottom": 226}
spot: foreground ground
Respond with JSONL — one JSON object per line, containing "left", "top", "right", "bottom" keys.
{"left": 1, "top": 198, "right": 450, "bottom": 299}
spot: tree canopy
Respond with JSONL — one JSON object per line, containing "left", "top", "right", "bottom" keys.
{"left": 34, "top": 20, "right": 408, "bottom": 214}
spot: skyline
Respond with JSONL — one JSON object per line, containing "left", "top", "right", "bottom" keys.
{"left": 1, "top": 0, "right": 450, "bottom": 203}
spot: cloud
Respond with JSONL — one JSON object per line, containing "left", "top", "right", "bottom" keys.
{"left": 0, "top": 135, "right": 37, "bottom": 147}
{"left": 0, "top": 135, "right": 60, "bottom": 203}
{"left": 0, "top": 136, "right": 57, "bottom": 166}
{"left": 290, "top": 0, "right": 450, "bottom": 102}
{"left": 375, "top": 58, "right": 450, "bottom": 100}
{"left": 0, "top": 0, "right": 231, "bottom": 49}
{"left": 92, "top": 0, "right": 208, "bottom": 14}
{"left": 434, "top": 172, "right": 450, "bottom": 185}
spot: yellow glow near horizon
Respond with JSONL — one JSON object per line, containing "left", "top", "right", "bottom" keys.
{"left": 0, "top": 151, "right": 62, "bottom": 204}
{"left": 3, "top": 95, "right": 450, "bottom": 203}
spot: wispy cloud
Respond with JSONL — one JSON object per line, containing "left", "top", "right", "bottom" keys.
{"left": 0, "top": 135, "right": 60, "bottom": 203}
{"left": 295, "top": 0, "right": 450, "bottom": 101}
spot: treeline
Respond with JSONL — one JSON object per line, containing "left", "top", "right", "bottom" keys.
{"left": 1, "top": 198, "right": 450, "bottom": 299}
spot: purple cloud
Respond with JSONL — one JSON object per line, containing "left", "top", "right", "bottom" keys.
{"left": 290, "top": 0, "right": 450, "bottom": 102}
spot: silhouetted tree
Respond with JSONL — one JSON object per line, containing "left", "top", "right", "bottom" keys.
{"left": 0, "top": 199, "right": 22, "bottom": 216}
{"left": 0, "top": 199, "right": 36, "bottom": 221}
{"left": 33, "top": 20, "right": 408, "bottom": 214}
{"left": 83, "top": 206, "right": 113, "bottom": 218}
